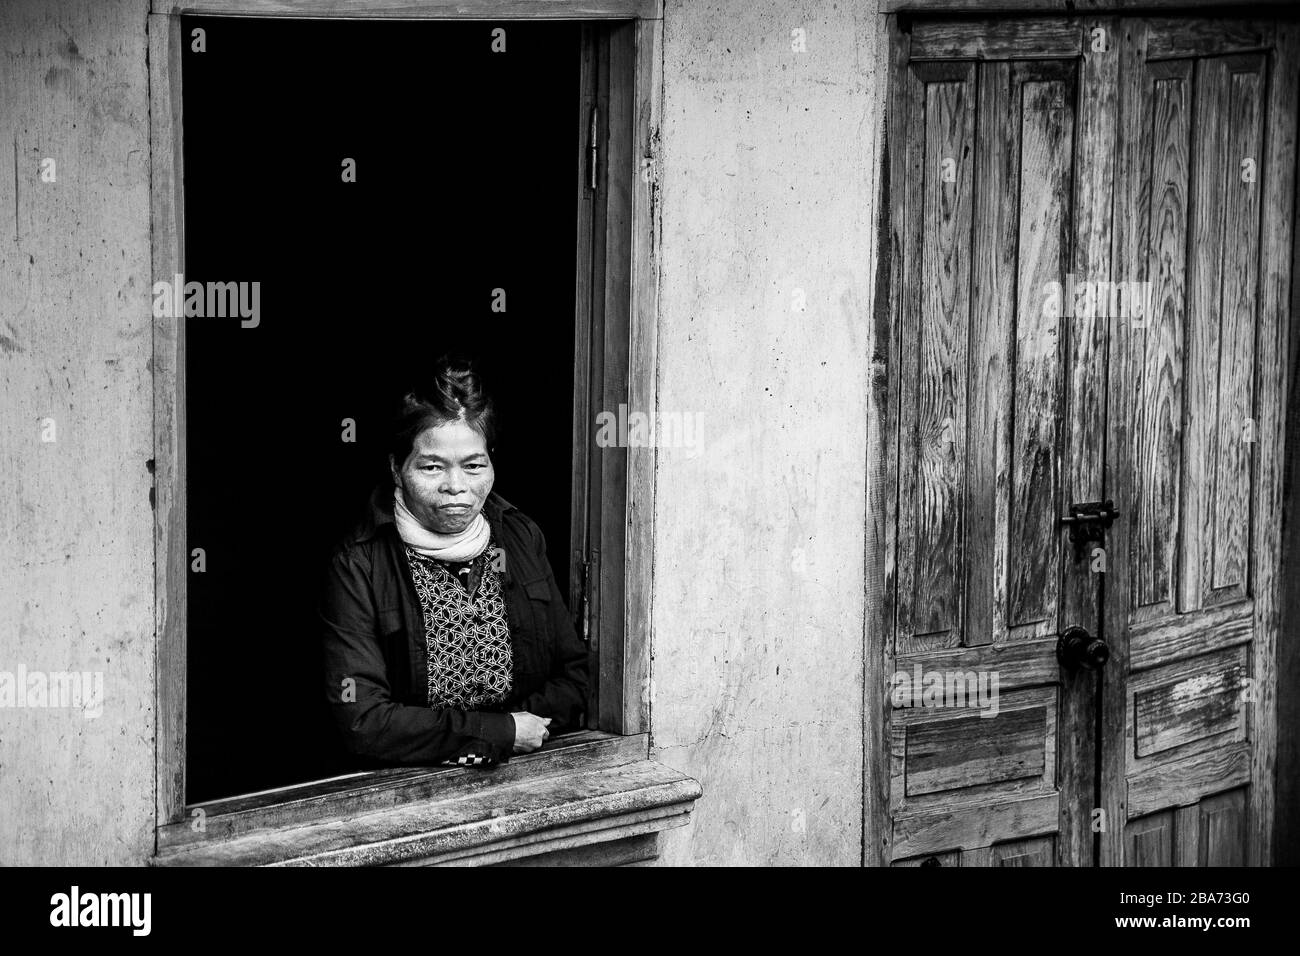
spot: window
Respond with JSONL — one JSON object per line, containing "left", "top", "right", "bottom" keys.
{"left": 149, "top": 1, "right": 694, "bottom": 866}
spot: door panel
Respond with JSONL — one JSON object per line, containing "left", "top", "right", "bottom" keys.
{"left": 1126, "top": 787, "right": 1248, "bottom": 866}
{"left": 1131, "top": 57, "right": 1189, "bottom": 620}
{"left": 896, "top": 58, "right": 975, "bottom": 655}
{"left": 1007, "top": 61, "right": 1073, "bottom": 641}
{"left": 892, "top": 835, "right": 1056, "bottom": 868}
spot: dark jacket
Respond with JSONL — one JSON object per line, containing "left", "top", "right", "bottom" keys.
{"left": 319, "top": 485, "right": 588, "bottom": 766}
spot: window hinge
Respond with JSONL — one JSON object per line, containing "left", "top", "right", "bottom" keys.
{"left": 588, "top": 106, "right": 599, "bottom": 191}
{"left": 580, "top": 549, "right": 599, "bottom": 642}
{"left": 575, "top": 552, "right": 589, "bottom": 636}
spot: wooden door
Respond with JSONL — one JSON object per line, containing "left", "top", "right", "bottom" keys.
{"left": 886, "top": 17, "right": 1108, "bottom": 867}
{"left": 1104, "top": 17, "right": 1297, "bottom": 866}
{"left": 884, "top": 15, "right": 1296, "bottom": 866}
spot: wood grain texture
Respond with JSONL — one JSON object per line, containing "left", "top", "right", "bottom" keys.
{"left": 1133, "top": 660, "right": 1244, "bottom": 757}
{"left": 159, "top": 731, "right": 646, "bottom": 851}
{"left": 1060, "top": 26, "right": 1114, "bottom": 616}
{"left": 1064, "top": 23, "right": 1114, "bottom": 576}
{"left": 909, "top": 17, "right": 1080, "bottom": 61}
{"left": 1278, "top": 97, "right": 1300, "bottom": 860}
{"left": 595, "top": 21, "right": 632, "bottom": 732}
{"left": 152, "top": 0, "right": 662, "bottom": 18}
{"left": 1129, "top": 602, "right": 1253, "bottom": 671}
{"left": 892, "top": 849, "right": 960, "bottom": 866}
{"left": 892, "top": 792, "right": 1057, "bottom": 859}
{"left": 906, "top": 707, "right": 1047, "bottom": 796}
{"left": 896, "top": 61, "right": 974, "bottom": 651}
{"left": 867, "top": 16, "right": 911, "bottom": 869}
{"left": 621, "top": 15, "right": 661, "bottom": 736}
{"left": 1125, "top": 810, "right": 1173, "bottom": 865}
{"left": 1140, "top": 59, "right": 1190, "bottom": 614}
{"left": 584, "top": 27, "right": 612, "bottom": 729}
{"left": 1208, "top": 57, "right": 1264, "bottom": 601}
{"left": 1249, "top": 22, "right": 1297, "bottom": 867}
{"left": 1126, "top": 743, "right": 1250, "bottom": 818}
{"left": 891, "top": 686, "right": 1057, "bottom": 815}
{"left": 916, "top": 67, "right": 971, "bottom": 642}
{"left": 399, "top": 810, "right": 686, "bottom": 866}
{"left": 156, "top": 756, "right": 700, "bottom": 866}
{"left": 894, "top": 55, "right": 926, "bottom": 663}
{"left": 1174, "top": 802, "right": 1201, "bottom": 865}
{"left": 1199, "top": 787, "right": 1247, "bottom": 866}
{"left": 964, "top": 59, "right": 1014, "bottom": 651}
{"left": 570, "top": 24, "right": 596, "bottom": 684}
{"left": 1181, "top": 56, "right": 1229, "bottom": 614}
{"left": 1145, "top": 18, "right": 1272, "bottom": 60}
{"left": 960, "top": 845, "right": 993, "bottom": 867}
{"left": 991, "top": 834, "right": 1054, "bottom": 866}
{"left": 1126, "top": 645, "right": 1249, "bottom": 768}
{"left": 1009, "top": 67, "right": 1071, "bottom": 634}
{"left": 1100, "top": 15, "right": 1146, "bottom": 867}
{"left": 1058, "top": 17, "right": 1116, "bottom": 868}
{"left": 1171, "top": 789, "right": 1250, "bottom": 867}
{"left": 150, "top": 11, "right": 188, "bottom": 832}
{"left": 493, "top": 830, "right": 658, "bottom": 866}
{"left": 897, "top": 637, "right": 1060, "bottom": 689}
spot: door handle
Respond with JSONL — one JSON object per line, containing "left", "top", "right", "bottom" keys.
{"left": 1057, "top": 624, "right": 1109, "bottom": 671}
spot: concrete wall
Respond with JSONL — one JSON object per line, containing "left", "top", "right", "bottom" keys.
{"left": 0, "top": 0, "right": 156, "bottom": 865}
{"left": 650, "top": 1, "right": 885, "bottom": 865}
{"left": 0, "top": 0, "right": 885, "bottom": 866}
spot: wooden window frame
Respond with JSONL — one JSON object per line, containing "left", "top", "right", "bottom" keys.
{"left": 149, "top": 0, "right": 675, "bottom": 861}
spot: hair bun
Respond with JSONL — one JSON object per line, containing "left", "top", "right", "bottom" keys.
{"left": 389, "top": 354, "right": 498, "bottom": 468}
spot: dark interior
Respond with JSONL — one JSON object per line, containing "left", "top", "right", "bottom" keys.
{"left": 182, "top": 16, "right": 580, "bottom": 802}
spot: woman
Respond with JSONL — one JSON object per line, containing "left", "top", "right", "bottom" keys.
{"left": 320, "top": 358, "right": 588, "bottom": 767}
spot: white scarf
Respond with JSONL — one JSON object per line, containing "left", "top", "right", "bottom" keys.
{"left": 393, "top": 487, "right": 491, "bottom": 562}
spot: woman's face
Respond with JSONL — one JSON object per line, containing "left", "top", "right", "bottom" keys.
{"left": 392, "top": 419, "right": 495, "bottom": 534}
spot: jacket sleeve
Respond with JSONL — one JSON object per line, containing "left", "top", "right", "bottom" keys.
{"left": 516, "top": 522, "right": 590, "bottom": 734}
{"left": 320, "top": 548, "right": 517, "bottom": 764}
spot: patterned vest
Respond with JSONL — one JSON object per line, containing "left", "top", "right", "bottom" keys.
{"left": 405, "top": 544, "right": 513, "bottom": 710}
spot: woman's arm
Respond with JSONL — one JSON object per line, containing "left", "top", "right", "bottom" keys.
{"left": 514, "top": 522, "right": 590, "bottom": 734}
{"left": 320, "top": 549, "right": 517, "bottom": 764}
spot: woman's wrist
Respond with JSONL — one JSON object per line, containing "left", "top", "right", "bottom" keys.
{"left": 473, "top": 710, "right": 517, "bottom": 754}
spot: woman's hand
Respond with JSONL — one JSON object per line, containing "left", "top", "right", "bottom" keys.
{"left": 510, "top": 711, "right": 552, "bottom": 754}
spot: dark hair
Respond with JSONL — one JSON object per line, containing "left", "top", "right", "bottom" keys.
{"left": 388, "top": 355, "right": 498, "bottom": 469}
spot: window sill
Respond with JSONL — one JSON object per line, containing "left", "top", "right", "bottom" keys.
{"left": 153, "top": 731, "right": 701, "bottom": 866}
